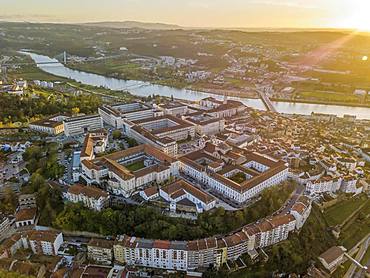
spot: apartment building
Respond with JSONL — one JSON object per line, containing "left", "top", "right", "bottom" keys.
{"left": 305, "top": 176, "right": 342, "bottom": 195}
{"left": 99, "top": 102, "right": 161, "bottom": 128}
{"left": 28, "top": 231, "right": 64, "bottom": 256}
{"left": 18, "top": 194, "right": 37, "bottom": 209}
{"left": 0, "top": 216, "right": 11, "bottom": 240}
{"left": 114, "top": 236, "right": 188, "bottom": 271}
{"left": 81, "top": 144, "right": 180, "bottom": 197}
{"left": 290, "top": 196, "right": 312, "bottom": 229}
{"left": 64, "top": 184, "right": 109, "bottom": 211}
{"left": 255, "top": 214, "right": 296, "bottom": 248}
{"left": 87, "top": 238, "right": 114, "bottom": 265}
{"left": 63, "top": 114, "right": 103, "bottom": 137}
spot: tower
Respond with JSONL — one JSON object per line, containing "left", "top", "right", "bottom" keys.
{"left": 223, "top": 91, "right": 228, "bottom": 104}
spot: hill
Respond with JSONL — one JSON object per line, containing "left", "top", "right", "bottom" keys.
{"left": 83, "top": 20, "right": 183, "bottom": 30}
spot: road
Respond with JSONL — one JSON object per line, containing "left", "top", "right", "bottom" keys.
{"left": 345, "top": 235, "right": 370, "bottom": 278}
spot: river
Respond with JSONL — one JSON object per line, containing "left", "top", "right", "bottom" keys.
{"left": 22, "top": 51, "right": 370, "bottom": 120}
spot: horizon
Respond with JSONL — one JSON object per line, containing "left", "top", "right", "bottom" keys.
{"left": 1, "top": 0, "right": 370, "bottom": 31}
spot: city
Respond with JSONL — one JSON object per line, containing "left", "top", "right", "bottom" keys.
{"left": 0, "top": 1, "right": 370, "bottom": 278}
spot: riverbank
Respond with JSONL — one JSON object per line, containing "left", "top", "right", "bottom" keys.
{"left": 272, "top": 97, "right": 370, "bottom": 109}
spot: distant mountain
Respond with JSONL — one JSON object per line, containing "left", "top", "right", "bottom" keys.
{"left": 83, "top": 21, "right": 184, "bottom": 30}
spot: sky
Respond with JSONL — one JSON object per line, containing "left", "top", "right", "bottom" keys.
{"left": 0, "top": 0, "right": 369, "bottom": 30}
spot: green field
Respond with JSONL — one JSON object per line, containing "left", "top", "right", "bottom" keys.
{"left": 324, "top": 196, "right": 368, "bottom": 226}
{"left": 339, "top": 199, "right": 370, "bottom": 249}
{"left": 126, "top": 160, "right": 145, "bottom": 171}
{"left": 296, "top": 91, "right": 365, "bottom": 104}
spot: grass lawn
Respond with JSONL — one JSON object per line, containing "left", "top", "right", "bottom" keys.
{"left": 324, "top": 196, "right": 368, "bottom": 226}
{"left": 339, "top": 199, "right": 370, "bottom": 249}
{"left": 296, "top": 91, "right": 362, "bottom": 103}
{"left": 229, "top": 172, "right": 247, "bottom": 184}
{"left": 126, "top": 160, "right": 145, "bottom": 171}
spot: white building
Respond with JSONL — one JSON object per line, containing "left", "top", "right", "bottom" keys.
{"left": 15, "top": 208, "right": 37, "bottom": 228}
{"left": 99, "top": 102, "right": 160, "bottom": 129}
{"left": 159, "top": 180, "right": 216, "bottom": 213}
{"left": 81, "top": 144, "right": 180, "bottom": 197}
{"left": 179, "top": 144, "right": 288, "bottom": 204}
{"left": 185, "top": 113, "right": 225, "bottom": 136}
{"left": 63, "top": 114, "right": 103, "bottom": 137}
{"left": 87, "top": 238, "right": 114, "bottom": 265}
{"left": 290, "top": 196, "right": 312, "bottom": 229}
{"left": 29, "top": 115, "right": 66, "bottom": 136}
{"left": 114, "top": 236, "right": 188, "bottom": 271}
{"left": 64, "top": 184, "right": 109, "bottom": 211}
{"left": 28, "top": 231, "right": 64, "bottom": 256}
{"left": 124, "top": 115, "right": 195, "bottom": 156}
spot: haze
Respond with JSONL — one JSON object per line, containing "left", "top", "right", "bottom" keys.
{"left": 0, "top": 0, "right": 369, "bottom": 30}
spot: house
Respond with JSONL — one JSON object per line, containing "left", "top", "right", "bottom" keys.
{"left": 318, "top": 246, "right": 347, "bottom": 273}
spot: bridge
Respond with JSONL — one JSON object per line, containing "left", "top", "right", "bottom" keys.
{"left": 256, "top": 89, "right": 277, "bottom": 113}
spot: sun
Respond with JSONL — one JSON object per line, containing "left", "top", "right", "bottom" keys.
{"left": 344, "top": 0, "right": 370, "bottom": 31}
{"left": 331, "top": 0, "right": 370, "bottom": 31}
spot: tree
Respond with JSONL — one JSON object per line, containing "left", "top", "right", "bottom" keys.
{"left": 71, "top": 107, "right": 80, "bottom": 115}
{"left": 112, "top": 130, "right": 122, "bottom": 140}
{"left": 0, "top": 188, "right": 18, "bottom": 213}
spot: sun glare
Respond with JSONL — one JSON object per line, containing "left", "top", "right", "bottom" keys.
{"left": 345, "top": 0, "right": 370, "bottom": 31}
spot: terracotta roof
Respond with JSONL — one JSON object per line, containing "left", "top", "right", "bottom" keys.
{"left": 88, "top": 238, "right": 113, "bottom": 249}
{"left": 68, "top": 184, "right": 108, "bottom": 199}
{"left": 15, "top": 208, "right": 37, "bottom": 222}
{"left": 161, "top": 180, "right": 215, "bottom": 204}
{"left": 319, "top": 246, "right": 345, "bottom": 265}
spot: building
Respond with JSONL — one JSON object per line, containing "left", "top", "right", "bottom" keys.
{"left": 99, "top": 102, "right": 161, "bottom": 128}
{"left": 159, "top": 179, "right": 216, "bottom": 213}
{"left": 81, "top": 144, "right": 180, "bottom": 197}
{"left": 305, "top": 176, "right": 342, "bottom": 195}
{"left": 29, "top": 115, "right": 68, "bottom": 135}
{"left": 0, "top": 234, "right": 24, "bottom": 259}
{"left": 290, "top": 196, "right": 312, "bottom": 229}
{"left": 87, "top": 238, "right": 114, "bottom": 265}
{"left": 63, "top": 114, "right": 103, "bottom": 137}
{"left": 199, "top": 97, "right": 245, "bottom": 118}
{"left": 64, "top": 184, "right": 109, "bottom": 211}
{"left": 114, "top": 236, "right": 188, "bottom": 271}
{"left": 179, "top": 142, "right": 288, "bottom": 204}
{"left": 156, "top": 102, "right": 189, "bottom": 117}
{"left": 254, "top": 214, "right": 296, "bottom": 248}
{"left": 318, "top": 246, "right": 347, "bottom": 273}
{"left": 80, "top": 130, "right": 109, "bottom": 161}
{"left": 15, "top": 208, "right": 37, "bottom": 228}
{"left": 0, "top": 215, "right": 11, "bottom": 240}
{"left": 27, "top": 230, "right": 64, "bottom": 256}
{"left": 124, "top": 115, "right": 195, "bottom": 156}
{"left": 18, "top": 194, "right": 37, "bottom": 209}
{"left": 185, "top": 113, "right": 225, "bottom": 136}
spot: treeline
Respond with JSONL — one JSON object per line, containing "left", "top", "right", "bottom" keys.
{"left": 0, "top": 92, "right": 102, "bottom": 124}
{"left": 53, "top": 182, "right": 295, "bottom": 241}
{"left": 21, "top": 142, "right": 65, "bottom": 225}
